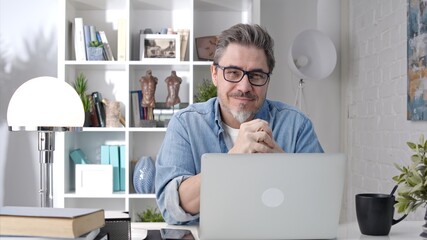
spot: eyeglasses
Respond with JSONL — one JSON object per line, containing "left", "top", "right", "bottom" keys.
{"left": 215, "top": 64, "right": 271, "bottom": 86}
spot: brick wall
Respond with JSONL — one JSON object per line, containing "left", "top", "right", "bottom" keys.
{"left": 347, "top": 0, "right": 426, "bottom": 221}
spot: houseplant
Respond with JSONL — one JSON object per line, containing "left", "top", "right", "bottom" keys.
{"left": 194, "top": 78, "right": 217, "bottom": 103}
{"left": 136, "top": 207, "right": 164, "bottom": 222}
{"left": 87, "top": 40, "right": 104, "bottom": 61}
{"left": 73, "top": 73, "right": 91, "bottom": 126}
{"left": 392, "top": 134, "right": 427, "bottom": 214}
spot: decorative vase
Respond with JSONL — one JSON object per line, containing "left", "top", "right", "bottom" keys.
{"left": 133, "top": 156, "right": 156, "bottom": 193}
{"left": 84, "top": 112, "right": 91, "bottom": 127}
{"left": 87, "top": 47, "right": 104, "bottom": 61}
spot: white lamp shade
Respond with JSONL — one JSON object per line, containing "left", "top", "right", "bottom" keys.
{"left": 7, "top": 76, "right": 85, "bottom": 131}
{"left": 288, "top": 29, "right": 337, "bottom": 81}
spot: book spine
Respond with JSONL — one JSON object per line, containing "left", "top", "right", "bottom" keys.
{"left": 83, "top": 25, "right": 91, "bottom": 60}
{"left": 117, "top": 18, "right": 126, "bottom": 61}
{"left": 74, "top": 18, "right": 86, "bottom": 61}
{"left": 98, "top": 31, "right": 115, "bottom": 61}
{"left": 130, "top": 91, "right": 140, "bottom": 127}
{"left": 109, "top": 145, "right": 120, "bottom": 192}
{"left": 89, "top": 25, "right": 97, "bottom": 42}
{"left": 92, "top": 92, "right": 106, "bottom": 127}
{"left": 119, "top": 145, "right": 126, "bottom": 191}
{"left": 100, "top": 145, "right": 110, "bottom": 165}
{"left": 96, "top": 31, "right": 108, "bottom": 60}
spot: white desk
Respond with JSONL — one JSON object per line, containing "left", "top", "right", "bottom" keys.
{"left": 132, "top": 221, "right": 423, "bottom": 240}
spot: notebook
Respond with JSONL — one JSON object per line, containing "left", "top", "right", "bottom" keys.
{"left": 199, "top": 153, "right": 346, "bottom": 240}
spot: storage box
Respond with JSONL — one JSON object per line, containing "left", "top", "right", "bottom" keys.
{"left": 75, "top": 164, "right": 113, "bottom": 195}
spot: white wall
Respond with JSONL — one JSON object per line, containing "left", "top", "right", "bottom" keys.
{"left": 347, "top": 0, "right": 426, "bottom": 221}
{"left": 0, "top": 0, "right": 58, "bottom": 206}
{"left": 260, "top": 0, "right": 342, "bottom": 153}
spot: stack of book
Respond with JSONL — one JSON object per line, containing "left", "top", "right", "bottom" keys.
{"left": 74, "top": 17, "right": 126, "bottom": 61}
{"left": 0, "top": 206, "right": 105, "bottom": 239}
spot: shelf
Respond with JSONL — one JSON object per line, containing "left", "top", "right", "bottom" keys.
{"left": 57, "top": 0, "right": 257, "bottom": 219}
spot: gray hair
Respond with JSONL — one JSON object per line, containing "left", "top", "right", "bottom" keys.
{"left": 213, "top": 23, "right": 275, "bottom": 73}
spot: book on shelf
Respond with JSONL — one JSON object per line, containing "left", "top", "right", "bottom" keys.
{"left": 119, "top": 145, "right": 126, "bottom": 191}
{"left": 83, "top": 25, "right": 91, "bottom": 60}
{"left": 92, "top": 92, "right": 106, "bottom": 127}
{"left": 74, "top": 18, "right": 87, "bottom": 61}
{"left": 130, "top": 90, "right": 143, "bottom": 127}
{"left": 109, "top": 145, "right": 121, "bottom": 192}
{"left": 0, "top": 206, "right": 105, "bottom": 239}
{"left": 177, "top": 29, "right": 189, "bottom": 61}
{"left": 98, "top": 31, "right": 115, "bottom": 61}
{"left": 117, "top": 18, "right": 126, "bottom": 61}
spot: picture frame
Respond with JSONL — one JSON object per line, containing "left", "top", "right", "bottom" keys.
{"left": 140, "top": 34, "right": 180, "bottom": 61}
{"left": 195, "top": 35, "right": 218, "bottom": 61}
{"left": 407, "top": 0, "right": 427, "bottom": 120}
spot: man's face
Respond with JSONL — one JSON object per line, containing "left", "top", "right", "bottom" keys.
{"left": 211, "top": 43, "right": 269, "bottom": 128}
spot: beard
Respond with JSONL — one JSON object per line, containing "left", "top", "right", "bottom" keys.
{"left": 223, "top": 91, "right": 259, "bottom": 124}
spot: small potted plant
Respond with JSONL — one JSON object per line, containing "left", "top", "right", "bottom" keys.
{"left": 73, "top": 73, "right": 91, "bottom": 126}
{"left": 136, "top": 207, "right": 164, "bottom": 222}
{"left": 87, "top": 40, "right": 104, "bottom": 61}
{"left": 392, "top": 134, "right": 427, "bottom": 214}
{"left": 194, "top": 78, "right": 217, "bottom": 103}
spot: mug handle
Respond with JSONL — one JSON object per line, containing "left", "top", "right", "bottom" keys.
{"left": 392, "top": 213, "right": 408, "bottom": 225}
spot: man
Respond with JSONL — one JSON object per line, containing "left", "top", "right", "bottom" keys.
{"left": 155, "top": 23, "right": 323, "bottom": 225}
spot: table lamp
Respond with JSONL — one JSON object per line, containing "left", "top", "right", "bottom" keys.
{"left": 7, "top": 76, "right": 85, "bottom": 207}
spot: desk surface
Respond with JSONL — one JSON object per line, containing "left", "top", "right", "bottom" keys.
{"left": 132, "top": 221, "right": 423, "bottom": 240}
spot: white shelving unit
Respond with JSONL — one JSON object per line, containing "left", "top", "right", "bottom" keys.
{"left": 55, "top": 0, "right": 257, "bottom": 221}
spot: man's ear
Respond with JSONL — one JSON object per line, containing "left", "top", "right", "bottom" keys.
{"left": 211, "top": 64, "right": 218, "bottom": 87}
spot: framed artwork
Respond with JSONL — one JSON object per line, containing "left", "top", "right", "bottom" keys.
{"left": 407, "top": 0, "right": 427, "bottom": 120}
{"left": 195, "top": 35, "right": 218, "bottom": 61}
{"left": 141, "top": 34, "right": 180, "bottom": 61}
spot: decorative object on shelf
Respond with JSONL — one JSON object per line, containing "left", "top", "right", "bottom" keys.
{"left": 73, "top": 73, "right": 91, "bottom": 127}
{"left": 195, "top": 35, "right": 218, "bottom": 61}
{"left": 165, "top": 70, "right": 182, "bottom": 107}
{"left": 136, "top": 208, "right": 164, "bottom": 222}
{"left": 87, "top": 40, "right": 104, "bottom": 61}
{"left": 407, "top": 0, "right": 427, "bottom": 121}
{"left": 393, "top": 134, "right": 427, "bottom": 228}
{"left": 103, "top": 99, "right": 125, "bottom": 127}
{"left": 140, "top": 34, "right": 180, "bottom": 60}
{"left": 7, "top": 76, "right": 84, "bottom": 207}
{"left": 194, "top": 79, "right": 217, "bottom": 103}
{"left": 140, "top": 70, "right": 157, "bottom": 122}
{"left": 133, "top": 156, "right": 156, "bottom": 194}
{"left": 288, "top": 29, "right": 337, "bottom": 113}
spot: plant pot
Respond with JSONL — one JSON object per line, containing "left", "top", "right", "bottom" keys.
{"left": 87, "top": 47, "right": 104, "bottom": 61}
{"left": 84, "top": 112, "right": 91, "bottom": 127}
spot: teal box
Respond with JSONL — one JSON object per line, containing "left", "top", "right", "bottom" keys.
{"left": 101, "top": 145, "right": 110, "bottom": 165}
{"left": 70, "top": 149, "right": 88, "bottom": 164}
{"left": 109, "top": 145, "right": 121, "bottom": 192}
{"left": 119, "top": 145, "right": 126, "bottom": 191}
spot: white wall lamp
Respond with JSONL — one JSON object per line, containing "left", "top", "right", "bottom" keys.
{"left": 7, "top": 76, "right": 84, "bottom": 207}
{"left": 288, "top": 29, "right": 337, "bottom": 111}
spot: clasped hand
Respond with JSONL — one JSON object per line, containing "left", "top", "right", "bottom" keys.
{"left": 229, "top": 119, "right": 284, "bottom": 153}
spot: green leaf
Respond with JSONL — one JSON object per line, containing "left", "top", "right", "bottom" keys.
{"left": 407, "top": 141, "right": 417, "bottom": 150}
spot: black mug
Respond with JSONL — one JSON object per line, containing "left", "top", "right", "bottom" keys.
{"left": 355, "top": 193, "right": 408, "bottom": 236}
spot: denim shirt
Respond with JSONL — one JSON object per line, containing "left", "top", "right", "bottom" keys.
{"left": 155, "top": 97, "right": 323, "bottom": 225}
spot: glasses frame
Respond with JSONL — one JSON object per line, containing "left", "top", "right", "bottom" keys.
{"left": 214, "top": 64, "right": 271, "bottom": 86}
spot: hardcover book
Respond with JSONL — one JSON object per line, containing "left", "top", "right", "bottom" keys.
{"left": 74, "top": 18, "right": 87, "bottom": 61}
{"left": 0, "top": 206, "right": 105, "bottom": 238}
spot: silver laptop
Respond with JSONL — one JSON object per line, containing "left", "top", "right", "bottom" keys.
{"left": 199, "top": 153, "right": 346, "bottom": 240}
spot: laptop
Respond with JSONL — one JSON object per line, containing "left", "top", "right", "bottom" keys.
{"left": 199, "top": 153, "right": 346, "bottom": 240}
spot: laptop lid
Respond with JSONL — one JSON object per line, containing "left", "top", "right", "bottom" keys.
{"left": 199, "top": 153, "right": 346, "bottom": 240}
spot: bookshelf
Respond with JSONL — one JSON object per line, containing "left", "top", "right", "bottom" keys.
{"left": 56, "top": 0, "right": 258, "bottom": 221}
